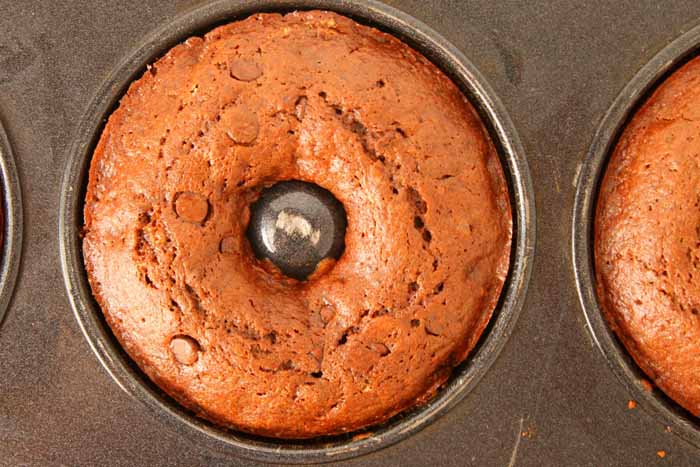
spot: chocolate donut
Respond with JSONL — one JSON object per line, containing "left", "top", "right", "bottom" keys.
{"left": 596, "top": 58, "right": 700, "bottom": 417}
{"left": 83, "top": 11, "right": 512, "bottom": 438}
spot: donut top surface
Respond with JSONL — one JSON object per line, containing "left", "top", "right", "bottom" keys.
{"left": 83, "top": 10, "right": 512, "bottom": 438}
{"left": 596, "top": 58, "right": 700, "bottom": 417}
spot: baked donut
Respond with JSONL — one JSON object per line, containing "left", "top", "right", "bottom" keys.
{"left": 596, "top": 58, "right": 700, "bottom": 416}
{"left": 83, "top": 10, "right": 512, "bottom": 438}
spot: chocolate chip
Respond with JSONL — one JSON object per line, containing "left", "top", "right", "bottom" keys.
{"left": 319, "top": 305, "right": 335, "bottom": 324}
{"left": 220, "top": 105, "right": 259, "bottom": 145}
{"left": 219, "top": 236, "right": 236, "bottom": 254}
{"left": 170, "top": 335, "right": 200, "bottom": 365}
{"left": 229, "top": 58, "right": 262, "bottom": 81}
{"left": 174, "top": 192, "right": 210, "bottom": 223}
{"left": 424, "top": 320, "right": 441, "bottom": 336}
{"left": 369, "top": 342, "right": 390, "bottom": 356}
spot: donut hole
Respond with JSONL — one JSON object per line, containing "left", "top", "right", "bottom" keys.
{"left": 245, "top": 180, "right": 347, "bottom": 281}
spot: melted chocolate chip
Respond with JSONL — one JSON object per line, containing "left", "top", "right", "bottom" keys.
{"left": 174, "top": 192, "right": 210, "bottom": 223}
{"left": 229, "top": 58, "right": 263, "bottom": 81}
{"left": 170, "top": 335, "right": 200, "bottom": 365}
{"left": 320, "top": 306, "right": 334, "bottom": 323}
{"left": 221, "top": 105, "right": 259, "bottom": 145}
{"left": 220, "top": 236, "right": 236, "bottom": 254}
{"left": 369, "top": 342, "right": 390, "bottom": 356}
{"left": 424, "top": 320, "right": 441, "bottom": 336}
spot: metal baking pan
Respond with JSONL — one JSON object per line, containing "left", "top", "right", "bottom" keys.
{"left": 3, "top": 0, "right": 700, "bottom": 465}
{"left": 59, "top": 1, "right": 534, "bottom": 463}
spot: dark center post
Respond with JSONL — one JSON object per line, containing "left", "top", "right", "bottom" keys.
{"left": 246, "top": 180, "right": 347, "bottom": 280}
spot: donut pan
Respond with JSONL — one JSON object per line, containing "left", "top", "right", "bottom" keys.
{"left": 58, "top": 0, "right": 534, "bottom": 463}
{"left": 2, "top": 0, "right": 700, "bottom": 465}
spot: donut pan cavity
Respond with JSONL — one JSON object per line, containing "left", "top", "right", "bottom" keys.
{"left": 0, "top": 119, "right": 23, "bottom": 328}
{"left": 6, "top": 0, "right": 700, "bottom": 465}
{"left": 58, "top": 0, "right": 534, "bottom": 463}
{"left": 573, "top": 23, "right": 700, "bottom": 450}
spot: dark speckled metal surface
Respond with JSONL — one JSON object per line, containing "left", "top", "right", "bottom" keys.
{"left": 2, "top": 0, "right": 700, "bottom": 465}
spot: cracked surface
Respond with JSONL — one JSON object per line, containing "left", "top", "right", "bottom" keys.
{"left": 83, "top": 11, "right": 512, "bottom": 438}
{"left": 596, "top": 58, "right": 700, "bottom": 417}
